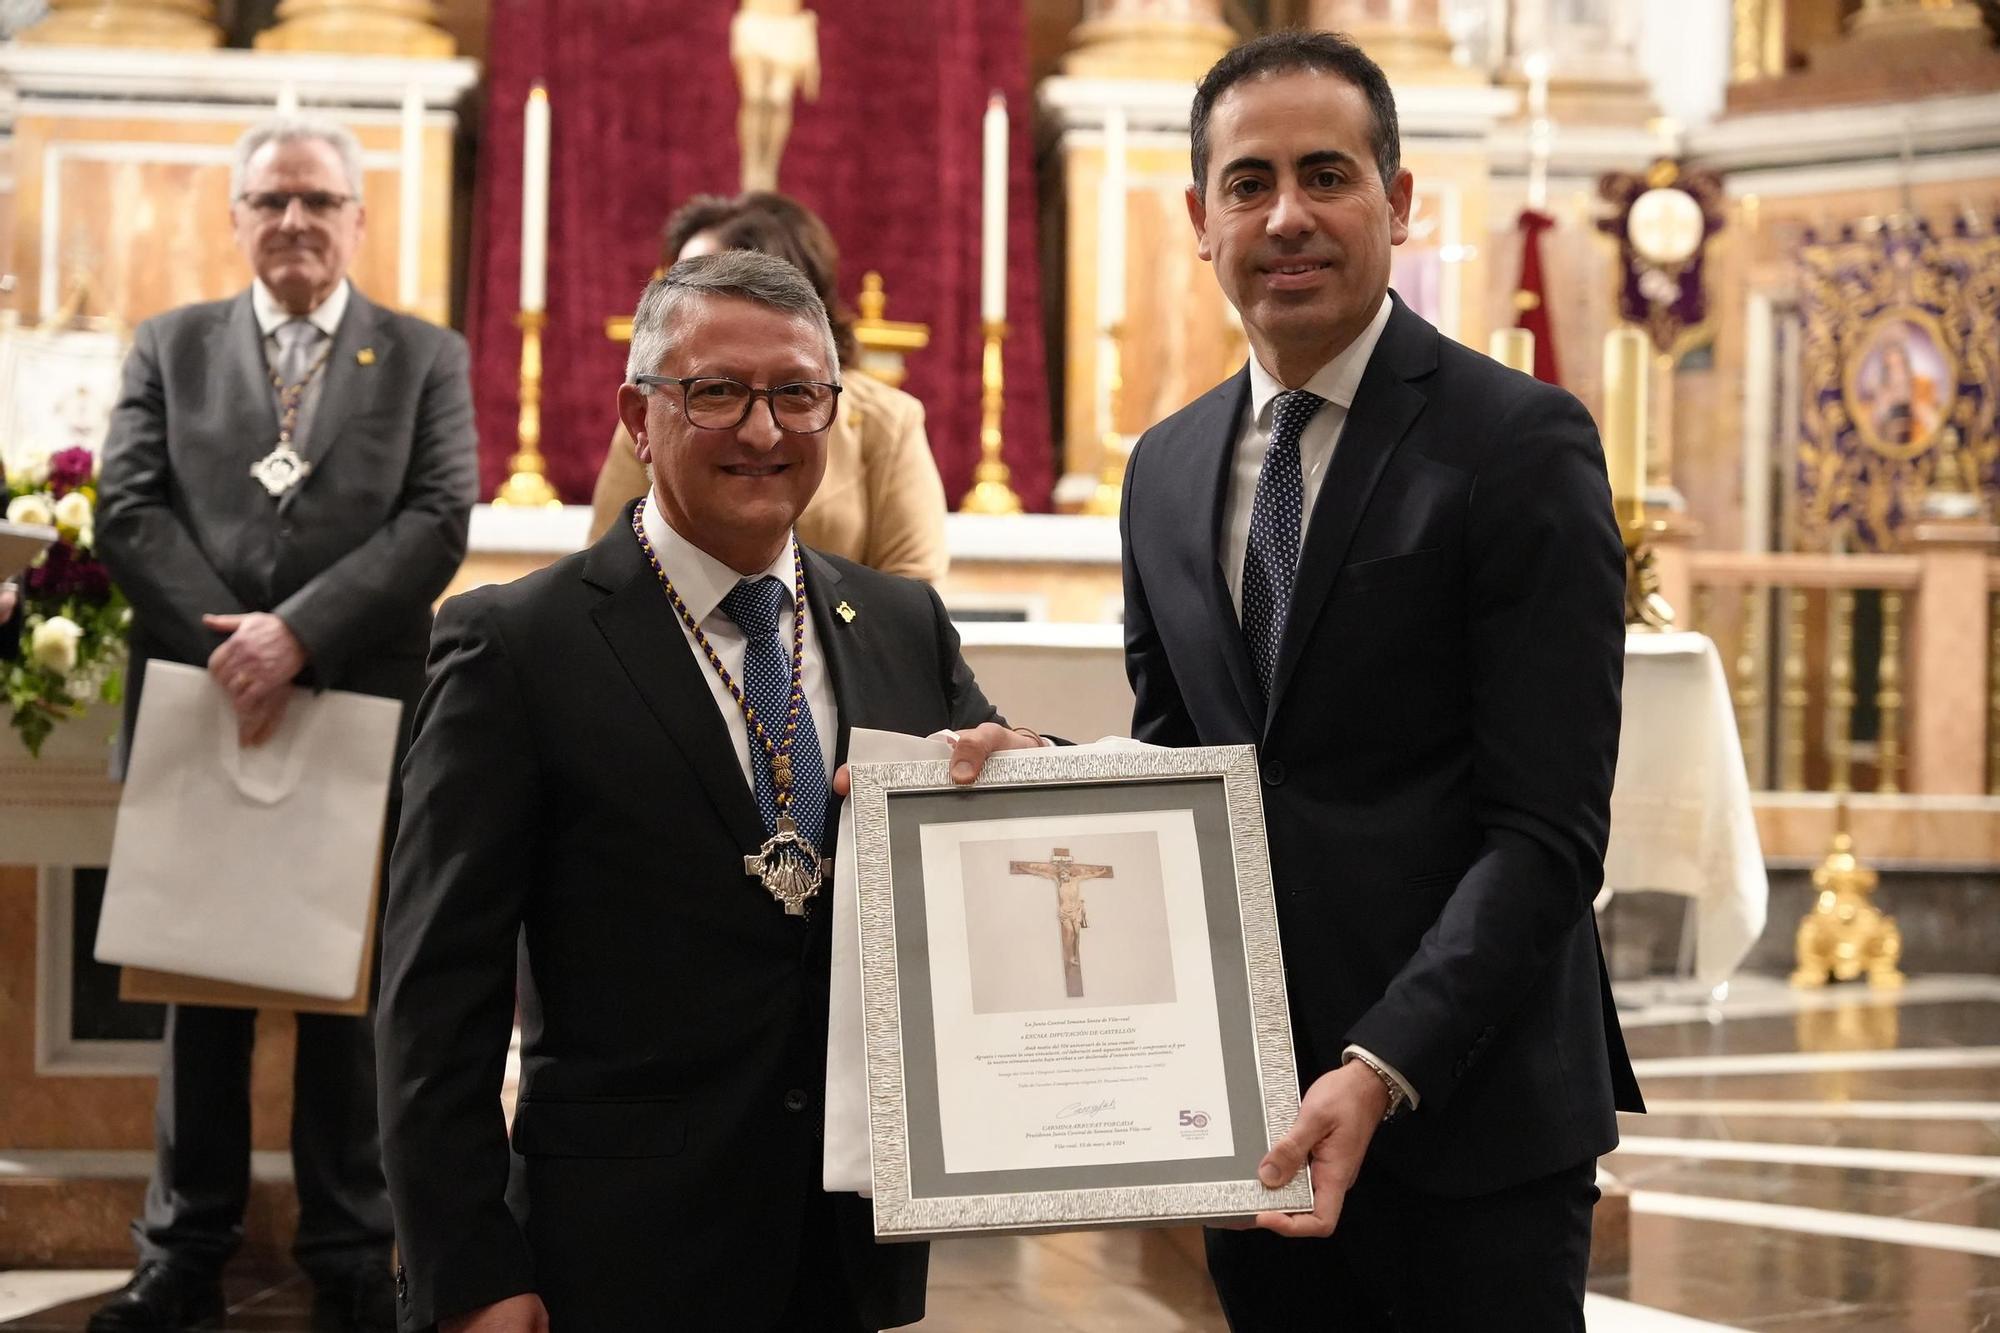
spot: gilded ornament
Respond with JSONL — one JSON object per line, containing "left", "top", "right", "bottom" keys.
{"left": 1796, "top": 218, "right": 2000, "bottom": 550}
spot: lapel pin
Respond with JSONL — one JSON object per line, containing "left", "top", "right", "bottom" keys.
{"left": 836, "top": 601, "right": 857, "bottom": 623}
{"left": 356, "top": 347, "right": 376, "bottom": 366}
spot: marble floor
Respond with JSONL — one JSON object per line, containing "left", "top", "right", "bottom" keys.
{"left": 3, "top": 975, "right": 1995, "bottom": 1331}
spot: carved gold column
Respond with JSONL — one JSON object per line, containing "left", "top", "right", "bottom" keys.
{"left": 1779, "top": 588, "right": 1809, "bottom": 792}
{"left": 1825, "top": 589, "right": 1856, "bottom": 794}
{"left": 1309, "top": 1, "right": 1478, "bottom": 82}
{"left": 256, "top": 0, "right": 455, "bottom": 56}
{"left": 19, "top": 0, "right": 221, "bottom": 47}
{"left": 1505, "top": 0, "right": 1654, "bottom": 123}
{"left": 1734, "top": 586, "right": 1767, "bottom": 786}
{"left": 1729, "top": 0, "right": 1786, "bottom": 84}
{"left": 1062, "top": 0, "right": 1234, "bottom": 82}
{"left": 1848, "top": 0, "right": 1988, "bottom": 37}
{"left": 1734, "top": 0, "right": 2000, "bottom": 108}
{"left": 1875, "top": 591, "right": 1905, "bottom": 795}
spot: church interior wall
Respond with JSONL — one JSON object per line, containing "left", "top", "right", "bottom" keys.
{"left": 2, "top": 3, "right": 1999, "bottom": 1307}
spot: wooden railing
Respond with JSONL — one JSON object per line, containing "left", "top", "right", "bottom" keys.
{"left": 1682, "top": 537, "right": 2000, "bottom": 796}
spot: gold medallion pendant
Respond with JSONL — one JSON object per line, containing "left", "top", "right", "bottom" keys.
{"left": 250, "top": 443, "right": 312, "bottom": 497}
{"left": 743, "top": 815, "right": 826, "bottom": 916}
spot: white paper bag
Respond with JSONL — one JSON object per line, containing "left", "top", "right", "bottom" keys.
{"left": 0, "top": 520, "right": 56, "bottom": 581}
{"left": 95, "top": 660, "right": 402, "bottom": 1000}
{"left": 822, "top": 728, "right": 1157, "bottom": 1196}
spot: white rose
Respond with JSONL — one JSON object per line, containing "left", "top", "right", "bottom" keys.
{"left": 6, "top": 493, "right": 55, "bottom": 528}
{"left": 15, "top": 452, "right": 49, "bottom": 488}
{"left": 53, "top": 490, "right": 92, "bottom": 530}
{"left": 30, "top": 616, "right": 83, "bottom": 677}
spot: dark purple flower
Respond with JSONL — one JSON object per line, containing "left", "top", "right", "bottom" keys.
{"left": 46, "top": 447, "right": 95, "bottom": 497}
{"left": 22, "top": 540, "right": 112, "bottom": 604}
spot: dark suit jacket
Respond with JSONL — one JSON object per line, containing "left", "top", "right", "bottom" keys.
{"left": 97, "top": 286, "right": 477, "bottom": 773}
{"left": 1121, "top": 294, "right": 1642, "bottom": 1199}
{"left": 376, "top": 512, "right": 1001, "bottom": 1333}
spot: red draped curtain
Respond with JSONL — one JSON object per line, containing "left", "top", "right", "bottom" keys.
{"left": 469, "top": 0, "right": 1053, "bottom": 510}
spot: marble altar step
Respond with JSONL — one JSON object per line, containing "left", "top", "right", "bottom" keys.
{"left": 0, "top": 1152, "right": 295, "bottom": 1267}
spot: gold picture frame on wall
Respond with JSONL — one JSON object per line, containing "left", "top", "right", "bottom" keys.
{"left": 1795, "top": 217, "right": 2000, "bottom": 551}
{"left": 1841, "top": 305, "right": 1959, "bottom": 462}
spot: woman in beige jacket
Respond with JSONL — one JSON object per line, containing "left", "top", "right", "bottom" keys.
{"left": 589, "top": 192, "right": 948, "bottom": 582}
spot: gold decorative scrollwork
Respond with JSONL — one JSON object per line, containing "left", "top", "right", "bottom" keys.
{"left": 1796, "top": 216, "right": 2000, "bottom": 550}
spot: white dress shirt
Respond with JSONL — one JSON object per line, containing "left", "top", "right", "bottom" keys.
{"left": 641, "top": 493, "right": 838, "bottom": 792}
{"left": 1222, "top": 292, "right": 1393, "bottom": 615}
{"left": 252, "top": 276, "right": 349, "bottom": 344}
{"left": 1217, "top": 293, "right": 1418, "bottom": 1111}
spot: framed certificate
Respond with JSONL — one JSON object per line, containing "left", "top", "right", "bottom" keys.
{"left": 848, "top": 743, "right": 1312, "bottom": 1238}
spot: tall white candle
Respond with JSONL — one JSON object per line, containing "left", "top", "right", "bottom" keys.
{"left": 980, "top": 92, "right": 1008, "bottom": 325}
{"left": 276, "top": 81, "right": 299, "bottom": 117}
{"left": 398, "top": 84, "right": 423, "bottom": 312}
{"left": 520, "top": 83, "right": 551, "bottom": 315}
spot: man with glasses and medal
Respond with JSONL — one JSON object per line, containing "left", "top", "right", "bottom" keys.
{"left": 375, "top": 250, "right": 1041, "bottom": 1333}
{"left": 89, "top": 117, "right": 476, "bottom": 1333}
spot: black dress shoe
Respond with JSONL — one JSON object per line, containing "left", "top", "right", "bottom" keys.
{"left": 85, "top": 1261, "right": 224, "bottom": 1331}
{"left": 310, "top": 1264, "right": 396, "bottom": 1333}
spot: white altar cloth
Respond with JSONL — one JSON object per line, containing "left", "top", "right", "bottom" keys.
{"left": 1604, "top": 632, "right": 1769, "bottom": 986}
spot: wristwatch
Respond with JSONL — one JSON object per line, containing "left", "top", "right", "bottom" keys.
{"left": 1345, "top": 1049, "right": 1409, "bottom": 1123}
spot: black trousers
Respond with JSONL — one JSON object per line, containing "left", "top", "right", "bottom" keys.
{"left": 1204, "top": 1156, "right": 1599, "bottom": 1333}
{"left": 773, "top": 1187, "right": 870, "bottom": 1333}
{"left": 133, "top": 1002, "right": 392, "bottom": 1278}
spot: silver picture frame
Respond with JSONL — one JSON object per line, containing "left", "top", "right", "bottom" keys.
{"left": 849, "top": 743, "right": 1312, "bottom": 1239}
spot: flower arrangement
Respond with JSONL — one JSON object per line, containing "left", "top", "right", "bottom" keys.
{"left": 4, "top": 445, "right": 129, "bottom": 757}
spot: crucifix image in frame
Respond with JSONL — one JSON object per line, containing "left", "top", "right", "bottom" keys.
{"left": 1008, "top": 846, "right": 1115, "bottom": 997}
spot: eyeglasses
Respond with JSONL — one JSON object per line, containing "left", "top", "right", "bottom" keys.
{"left": 236, "top": 190, "right": 357, "bottom": 220}
{"left": 634, "top": 375, "right": 842, "bottom": 434}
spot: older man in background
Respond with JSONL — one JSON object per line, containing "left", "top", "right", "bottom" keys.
{"left": 88, "top": 116, "right": 477, "bottom": 1333}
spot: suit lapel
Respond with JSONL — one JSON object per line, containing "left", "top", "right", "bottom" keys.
{"left": 217, "top": 293, "right": 280, "bottom": 460}
{"left": 800, "top": 547, "right": 858, "bottom": 773}
{"left": 584, "top": 517, "right": 767, "bottom": 855}
{"left": 1265, "top": 298, "right": 1435, "bottom": 724}
{"left": 296, "top": 289, "right": 381, "bottom": 471}
{"left": 1182, "top": 369, "right": 1265, "bottom": 737}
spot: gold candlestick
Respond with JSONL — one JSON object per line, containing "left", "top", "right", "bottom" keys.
{"left": 493, "top": 310, "right": 562, "bottom": 509}
{"left": 1790, "top": 800, "right": 1905, "bottom": 990}
{"left": 1082, "top": 323, "right": 1127, "bottom": 517}
{"left": 1603, "top": 326, "right": 1673, "bottom": 629}
{"left": 1602, "top": 327, "right": 1648, "bottom": 530}
{"left": 959, "top": 320, "right": 1023, "bottom": 515}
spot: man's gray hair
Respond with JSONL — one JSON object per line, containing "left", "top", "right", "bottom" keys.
{"left": 625, "top": 250, "right": 838, "bottom": 383}
{"left": 230, "top": 116, "right": 366, "bottom": 203}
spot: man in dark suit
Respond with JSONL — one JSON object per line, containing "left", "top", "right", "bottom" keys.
{"left": 376, "top": 250, "right": 1037, "bottom": 1333}
{"left": 1119, "top": 32, "right": 1643, "bottom": 1330}
{"left": 91, "top": 116, "right": 476, "bottom": 1333}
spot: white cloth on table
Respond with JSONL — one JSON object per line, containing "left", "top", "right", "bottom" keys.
{"left": 1604, "top": 631, "right": 1768, "bottom": 986}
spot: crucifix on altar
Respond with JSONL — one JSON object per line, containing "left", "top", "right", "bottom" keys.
{"left": 1008, "top": 847, "right": 1116, "bottom": 998}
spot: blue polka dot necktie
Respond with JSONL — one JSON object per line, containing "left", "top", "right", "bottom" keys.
{"left": 717, "top": 576, "right": 828, "bottom": 860}
{"left": 1241, "top": 389, "right": 1325, "bottom": 701}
